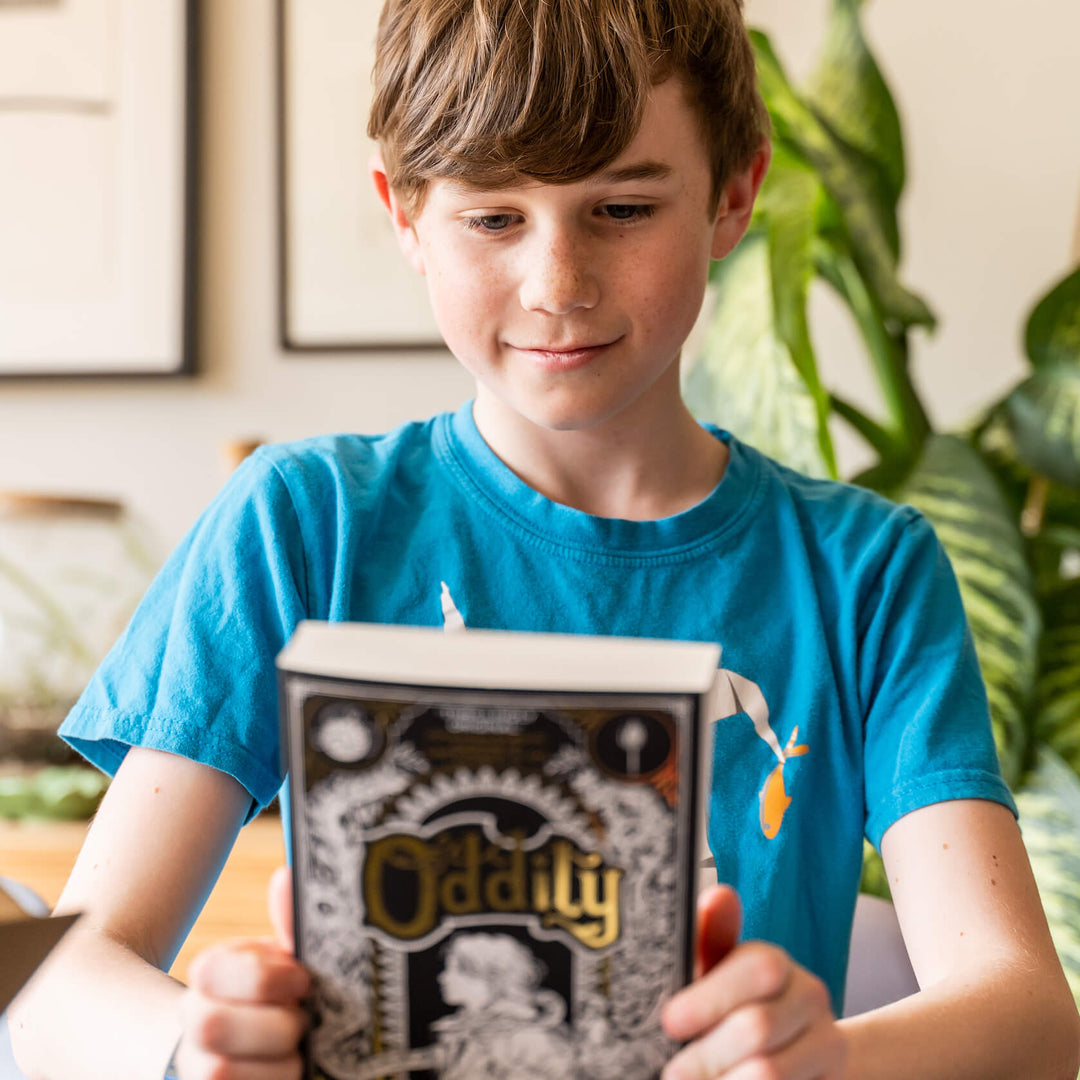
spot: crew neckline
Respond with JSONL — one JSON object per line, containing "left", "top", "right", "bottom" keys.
{"left": 435, "top": 400, "right": 763, "bottom": 562}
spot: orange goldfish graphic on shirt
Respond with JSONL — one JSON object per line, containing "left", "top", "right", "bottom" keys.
{"left": 714, "top": 669, "right": 809, "bottom": 841}
{"left": 758, "top": 727, "right": 810, "bottom": 839}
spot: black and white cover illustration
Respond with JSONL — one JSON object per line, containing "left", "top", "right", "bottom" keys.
{"left": 283, "top": 677, "right": 702, "bottom": 1080}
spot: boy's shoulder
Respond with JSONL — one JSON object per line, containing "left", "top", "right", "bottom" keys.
{"left": 204, "top": 415, "right": 454, "bottom": 539}
{"left": 735, "top": 436, "right": 933, "bottom": 568}
{"left": 237, "top": 414, "right": 457, "bottom": 507}
{"left": 252, "top": 413, "right": 446, "bottom": 474}
{"left": 740, "top": 435, "right": 917, "bottom": 521}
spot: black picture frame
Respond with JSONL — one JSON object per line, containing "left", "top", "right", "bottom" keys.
{"left": 0, "top": 0, "right": 199, "bottom": 380}
{"left": 276, "top": 0, "right": 444, "bottom": 353}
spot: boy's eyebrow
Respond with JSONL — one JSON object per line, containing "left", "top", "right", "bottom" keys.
{"left": 590, "top": 160, "right": 674, "bottom": 184}
{"left": 440, "top": 160, "right": 674, "bottom": 199}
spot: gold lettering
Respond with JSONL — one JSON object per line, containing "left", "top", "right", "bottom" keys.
{"left": 531, "top": 851, "right": 551, "bottom": 913}
{"left": 363, "top": 835, "right": 437, "bottom": 940}
{"left": 579, "top": 867, "right": 623, "bottom": 947}
{"left": 440, "top": 832, "right": 482, "bottom": 915}
{"left": 363, "top": 828, "right": 623, "bottom": 950}
{"left": 485, "top": 841, "right": 526, "bottom": 912}
{"left": 551, "top": 840, "right": 583, "bottom": 919}
{"left": 542, "top": 910, "right": 597, "bottom": 944}
{"left": 542, "top": 849, "right": 623, "bottom": 948}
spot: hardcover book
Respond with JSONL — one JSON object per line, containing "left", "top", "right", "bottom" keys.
{"left": 278, "top": 621, "right": 721, "bottom": 1080}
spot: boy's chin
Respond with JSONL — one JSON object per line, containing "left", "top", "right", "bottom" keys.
{"left": 470, "top": 349, "right": 686, "bottom": 438}
{"left": 498, "top": 396, "right": 626, "bottom": 435}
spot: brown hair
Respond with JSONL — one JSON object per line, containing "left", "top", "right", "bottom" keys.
{"left": 367, "top": 0, "right": 770, "bottom": 218}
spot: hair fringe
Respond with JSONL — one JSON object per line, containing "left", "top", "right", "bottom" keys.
{"left": 369, "top": 0, "right": 769, "bottom": 217}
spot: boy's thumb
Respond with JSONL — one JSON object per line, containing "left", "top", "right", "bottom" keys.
{"left": 696, "top": 883, "right": 742, "bottom": 977}
{"left": 268, "top": 865, "right": 295, "bottom": 952}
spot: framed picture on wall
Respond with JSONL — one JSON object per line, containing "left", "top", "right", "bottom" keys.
{"left": 277, "top": 0, "right": 443, "bottom": 352}
{"left": 0, "top": 0, "right": 199, "bottom": 379}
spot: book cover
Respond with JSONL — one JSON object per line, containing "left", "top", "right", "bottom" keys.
{"left": 279, "top": 622, "right": 720, "bottom": 1080}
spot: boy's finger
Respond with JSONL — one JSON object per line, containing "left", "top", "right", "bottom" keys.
{"left": 188, "top": 942, "right": 310, "bottom": 1004}
{"left": 180, "top": 991, "right": 308, "bottom": 1058}
{"left": 661, "top": 969, "right": 829, "bottom": 1079}
{"left": 717, "top": 1012, "right": 847, "bottom": 1080}
{"left": 268, "top": 865, "right": 294, "bottom": 952}
{"left": 662, "top": 941, "right": 791, "bottom": 1042}
{"left": 176, "top": 1041, "right": 304, "bottom": 1080}
{"left": 695, "top": 884, "right": 742, "bottom": 977}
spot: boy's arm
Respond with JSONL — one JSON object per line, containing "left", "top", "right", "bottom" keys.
{"left": 840, "top": 797, "right": 1080, "bottom": 1080}
{"left": 7, "top": 746, "right": 252, "bottom": 1080}
{"left": 663, "top": 798, "right": 1080, "bottom": 1080}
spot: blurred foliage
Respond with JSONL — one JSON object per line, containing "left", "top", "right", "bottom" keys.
{"left": 0, "top": 766, "right": 109, "bottom": 822}
{"left": 686, "top": 0, "right": 1080, "bottom": 1015}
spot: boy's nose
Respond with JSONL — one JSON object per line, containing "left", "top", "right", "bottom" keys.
{"left": 518, "top": 233, "right": 600, "bottom": 315}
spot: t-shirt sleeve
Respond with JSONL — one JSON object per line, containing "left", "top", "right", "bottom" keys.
{"left": 58, "top": 449, "right": 308, "bottom": 822}
{"left": 859, "top": 511, "right": 1017, "bottom": 850}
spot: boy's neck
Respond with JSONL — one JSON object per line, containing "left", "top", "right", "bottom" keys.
{"left": 471, "top": 378, "right": 729, "bottom": 522}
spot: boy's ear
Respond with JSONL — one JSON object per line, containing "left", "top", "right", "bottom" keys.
{"left": 709, "top": 139, "right": 772, "bottom": 261}
{"left": 369, "top": 149, "right": 426, "bottom": 276}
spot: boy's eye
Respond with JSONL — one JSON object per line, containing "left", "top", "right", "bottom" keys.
{"left": 601, "top": 204, "right": 656, "bottom": 222}
{"left": 461, "top": 205, "right": 656, "bottom": 233}
{"left": 462, "top": 214, "right": 516, "bottom": 233}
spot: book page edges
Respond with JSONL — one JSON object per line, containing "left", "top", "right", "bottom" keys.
{"left": 277, "top": 621, "right": 722, "bottom": 694}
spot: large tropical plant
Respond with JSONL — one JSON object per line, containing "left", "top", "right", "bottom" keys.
{"left": 685, "top": 0, "right": 1080, "bottom": 1014}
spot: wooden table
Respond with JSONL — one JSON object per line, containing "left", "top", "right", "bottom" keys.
{"left": 0, "top": 815, "right": 285, "bottom": 983}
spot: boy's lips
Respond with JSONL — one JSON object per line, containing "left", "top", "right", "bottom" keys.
{"left": 511, "top": 338, "right": 621, "bottom": 372}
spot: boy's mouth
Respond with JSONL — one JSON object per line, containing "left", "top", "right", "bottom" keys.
{"left": 511, "top": 338, "right": 620, "bottom": 371}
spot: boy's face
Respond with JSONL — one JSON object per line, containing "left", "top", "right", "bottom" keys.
{"left": 374, "top": 79, "right": 767, "bottom": 434}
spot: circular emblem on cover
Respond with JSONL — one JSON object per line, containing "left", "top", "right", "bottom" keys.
{"left": 312, "top": 700, "right": 383, "bottom": 764}
{"left": 594, "top": 713, "right": 672, "bottom": 779}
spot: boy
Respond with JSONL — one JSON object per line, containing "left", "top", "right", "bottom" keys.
{"left": 11, "top": 0, "right": 1080, "bottom": 1078}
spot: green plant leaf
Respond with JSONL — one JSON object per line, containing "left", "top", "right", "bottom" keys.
{"left": 830, "top": 394, "right": 899, "bottom": 460}
{"left": 816, "top": 243, "right": 930, "bottom": 450}
{"left": 750, "top": 30, "right": 933, "bottom": 332}
{"left": 1000, "top": 266, "right": 1080, "bottom": 486}
{"left": 859, "top": 840, "right": 891, "bottom": 900}
{"left": 1026, "top": 264, "right": 1080, "bottom": 370}
{"left": 1014, "top": 745, "right": 1080, "bottom": 1012}
{"left": 686, "top": 235, "right": 828, "bottom": 477}
{"left": 1034, "top": 578, "right": 1080, "bottom": 777}
{"left": 1004, "top": 367, "right": 1080, "bottom": 488}
{"left": 0, "top": 766, "right": 109, "bottom": 821}
{"left": 977, "top": 411, "right": 1080, "bottom": 539}
{"left": 883, "top": 435, "right": 1040, "bottom": 787}
{"left": 803, "top": 0, "right": 905, "bottom": 207}
{"left": 757, "top": 146, "right": 838, "bottom": 475}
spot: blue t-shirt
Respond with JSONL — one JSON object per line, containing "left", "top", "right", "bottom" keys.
{"left": 60, "top": 401, "right": 1015, "bottom": 1013}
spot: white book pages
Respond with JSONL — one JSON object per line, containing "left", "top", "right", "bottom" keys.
{"left": 277, "top": 620, "right": 722, "bottom": 694}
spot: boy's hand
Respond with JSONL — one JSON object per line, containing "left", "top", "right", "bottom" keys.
{"left": 175, "top": 866, "right": 310, "bottom": 1079}
{"left": 661, "top": 885, "right": 848, "bottom": 1080}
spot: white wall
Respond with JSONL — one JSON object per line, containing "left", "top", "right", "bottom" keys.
{"left": 0, "top": 0, "right": 1077, "bottom": 556}
{"left": 0, "top": 0, "right": 474, "bottom": 558}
